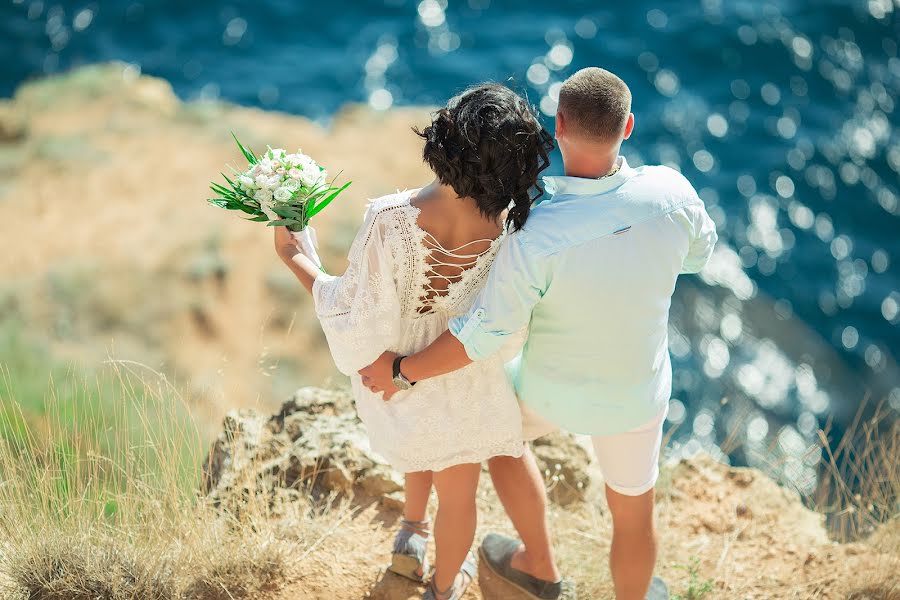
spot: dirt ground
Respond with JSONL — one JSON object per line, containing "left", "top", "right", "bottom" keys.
{"left": 275, "top": 456, "right": 898, "bottom": 600}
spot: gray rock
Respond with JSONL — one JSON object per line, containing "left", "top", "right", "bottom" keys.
{"left": 0, "top": 102, "right": 26, "bottom": 143}
{"left": 202, "top": 387, "right": 401, "bottom": 509}
{"left": 531, "top": 431, "right": 591, "bottom": 506}
{"left": 202, "top": 387, "right": 591, "bottom": 512}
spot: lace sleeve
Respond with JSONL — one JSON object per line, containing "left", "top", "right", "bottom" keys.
{"left": 312, "top": 204, "right": 402, "bottom": 375}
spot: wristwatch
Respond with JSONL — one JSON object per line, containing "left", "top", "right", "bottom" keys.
{"left": 392, "top": 355, "right": 416, "bottom": 390}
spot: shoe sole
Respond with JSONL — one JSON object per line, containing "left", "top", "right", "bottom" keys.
{"left": 387, "top": 552, "right": 426, "bottom": 583}
{"left": 478, "top": 547, "right": 575, "bottom": 600}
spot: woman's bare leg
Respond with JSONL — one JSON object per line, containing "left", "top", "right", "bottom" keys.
{"left": 404, "top": 470, "right": 433, "bottom": 522}
{"left": 431, "top": 463, "right": 481, "bottom": 592}
{"left": 403, "top": 470, "right": 433, "bottom": 578}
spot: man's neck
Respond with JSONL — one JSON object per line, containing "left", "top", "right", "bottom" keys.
{"left": 563, "top": 155, "right": 620, "bottom": 179}
{"left": 562, "top": 143, "right": 620, "bottom": 179}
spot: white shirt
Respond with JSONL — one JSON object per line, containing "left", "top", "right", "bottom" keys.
{"left": 450, "top": 157, "right": 718, "bottom": 436}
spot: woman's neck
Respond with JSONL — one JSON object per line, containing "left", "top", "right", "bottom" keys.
{"left": 416, "top": 179, "right": 460, "bottom": 203}
{"left": 414, "top": 179, "right": 502, "bottom": 236}
{"left": 416, "top": 179, "right": 496, "bottom": 224}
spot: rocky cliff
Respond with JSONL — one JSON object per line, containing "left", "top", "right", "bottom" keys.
{"left": 202, "top": 388, "right": 899, "bottom": 599}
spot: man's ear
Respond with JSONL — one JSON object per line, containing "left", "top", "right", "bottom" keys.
{"left": 555, "top": 110, "right": 565, "bottom": 139}
{"left": 622, "top": 113, "right": 635, "bottom": 140}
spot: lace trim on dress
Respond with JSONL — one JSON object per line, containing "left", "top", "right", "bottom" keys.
{"left": 360, "top": 192, "right": 504, "bottom": 318}
{"left": 392, "top": 201, "right": 503, "bottom": 317}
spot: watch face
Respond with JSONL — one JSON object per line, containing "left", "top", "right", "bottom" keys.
{"left": 392, "top": 376, "right": 411, "bottom": 390}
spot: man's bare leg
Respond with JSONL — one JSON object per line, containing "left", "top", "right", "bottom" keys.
{"left": 487, "top": 447, "right": 561, "bottom": 582}
{"left": 606, "top": 485, "right": 656, "bottom": 600}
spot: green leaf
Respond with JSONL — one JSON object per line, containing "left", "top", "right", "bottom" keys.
{"left": 210, "top": 182, "right": 231, "bottom": 192}
{"left": 236, "top": 203, "right": 259, "bottom": 215}
{"left": 231, "top": 132, "right": 258, "bottom": 164}
{"left": 246, "top": 215, "right": 270, "bottom": 222}
{"left": 307, "top": 181, "right": 351, "bottom": 218}
{"left": 266, "top": 219, "right": 296, "bottom": 227}
{"left": 221, "top": 173, "right": 242, "bottom": 192}
{"left": 304, "top": 187, "right": 330, "bottom": 212}
{"left": 272, "top": 206, "right": 303, "bottom": 219}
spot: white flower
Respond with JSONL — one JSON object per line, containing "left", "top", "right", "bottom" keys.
{"left": 282, "top": 179, "right": 301, "bottom": 192}
{"left": 273, "top": 187, "right": 293, "bottom": 202}
{"left": 288, "top": 168, "right": 303, "bottom": 180}
{"left": 254, "top": 189, "right": 277, "bottom": 220}
{"left": 257, "top": 158, "right": 275, "bottom": 174}
{"left": 269, "top": 148, "right": 286, "bottom": 161}
{"left": 275, "top": 167, "right": 286, "bottom": 175}
{"left": 238, "top": 175, "right": 255, "bottom": 190}
{"left": 300, "top": 165, "right": 324, "bottom": 188}
{"left": 257, "top": 175, "right": 281, "bottom": 190}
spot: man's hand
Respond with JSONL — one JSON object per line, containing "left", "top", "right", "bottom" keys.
{"left": 359, "top": 331, "right": 472, "bottom": 400}
{"left": 359, "top": 351, "right": 400, "bottom": 400}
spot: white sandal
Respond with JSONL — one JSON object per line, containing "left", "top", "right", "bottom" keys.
{"left": 388, "top": 518, "right": 431, "bottom": 582}
{"left": 422, "top": 552, "right": 476, "bottom": 600}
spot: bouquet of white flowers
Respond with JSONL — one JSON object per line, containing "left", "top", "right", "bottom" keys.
{"left": 208, "top": 133, "right": 350, "bottom": 232}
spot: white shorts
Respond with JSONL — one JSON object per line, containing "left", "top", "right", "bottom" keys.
{"left": 521, "top": 402, "right": 668, "bottom": 497}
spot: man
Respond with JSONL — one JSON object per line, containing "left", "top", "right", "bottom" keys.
{"left": 360, "top": 67, "right": 718, "bottom": 600}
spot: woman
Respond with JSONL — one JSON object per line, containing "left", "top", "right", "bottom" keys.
{"left": 274, "top": 83, "right": 553, "bottom": 600}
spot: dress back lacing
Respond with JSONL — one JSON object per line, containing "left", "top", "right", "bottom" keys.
{"left": 418, "top": 233, "right": 498, "bottom": 314}
{"left": 376, "top": 194, "right": 505, "bottom": 318}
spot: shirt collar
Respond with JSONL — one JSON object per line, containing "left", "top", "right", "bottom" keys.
{"left": 542, "top": 157, "right": 636, "bottom": 198}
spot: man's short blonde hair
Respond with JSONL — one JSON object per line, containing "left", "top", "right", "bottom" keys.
{"left": 558, "top": 67, "right": 632, "bottom": 142}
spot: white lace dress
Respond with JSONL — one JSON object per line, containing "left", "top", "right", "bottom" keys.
{"left": 312, "top": 191, "right": 524, "bottom": 473}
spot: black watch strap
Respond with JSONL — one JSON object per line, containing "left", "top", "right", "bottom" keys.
{"left": 393, "top": 355, "right": 415, "bottom": 386}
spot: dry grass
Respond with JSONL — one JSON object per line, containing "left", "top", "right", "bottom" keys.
{"left": 816, "top": 399, "right": 900, "bottom": 548}
{"left": 0, "top": 362, "right": 352, "bottom": 600}
{"left": 0, "top": 354, "right": 897, "bottom": 599}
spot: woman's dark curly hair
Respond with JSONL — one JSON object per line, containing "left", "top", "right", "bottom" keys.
{"left": 414, "top": 83, "right": 555, "bottom": 231}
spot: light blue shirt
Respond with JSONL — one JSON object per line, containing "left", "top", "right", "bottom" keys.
{"left": 449, "top": 158, "right": 718, "bottom": 436}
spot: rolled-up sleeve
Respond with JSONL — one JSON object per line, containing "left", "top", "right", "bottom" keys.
{"left": 681, "top": 203, "right": 718, "bottom": 274}
{"left": 450, "top": 232, "right": 548, "bottom": 361}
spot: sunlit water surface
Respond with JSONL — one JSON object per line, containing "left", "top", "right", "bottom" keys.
{"left": 4, "top": 0, "right": 899, "bottom": 495}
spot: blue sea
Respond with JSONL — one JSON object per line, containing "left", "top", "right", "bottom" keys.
{"left": 3, "top": 0, "right": 899, "bottom": 494}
